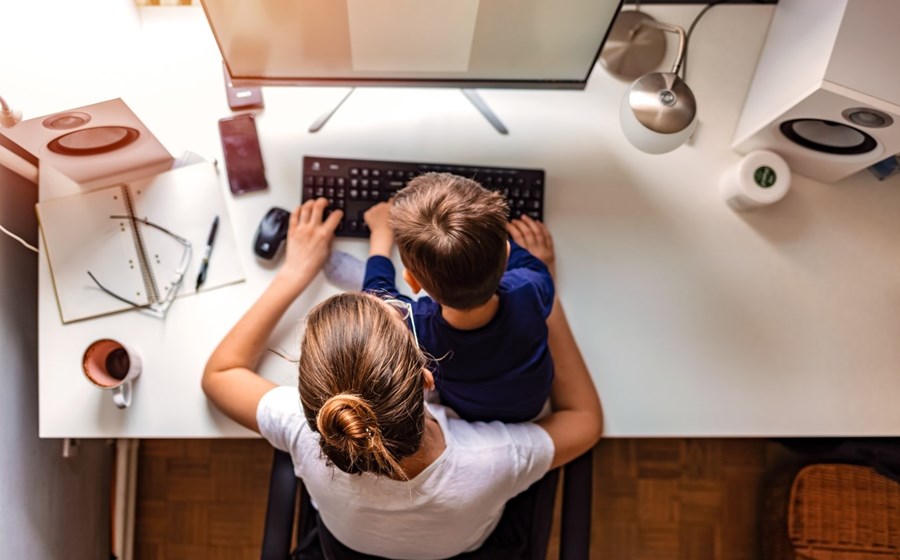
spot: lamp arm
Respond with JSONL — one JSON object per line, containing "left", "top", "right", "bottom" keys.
{"left": 635, "top": 20, "right": 686, "bottom": 75}
{"left": 0, "top": 95, "right": 10, "bottom": 113}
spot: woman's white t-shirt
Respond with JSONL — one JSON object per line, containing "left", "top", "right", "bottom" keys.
{"left": 257, "top": 386, "right": 554, "bottom": 560}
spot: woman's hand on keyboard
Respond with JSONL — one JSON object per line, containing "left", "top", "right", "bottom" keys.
{"left": 278, "top": 198, "right": 343, "bottom": 293}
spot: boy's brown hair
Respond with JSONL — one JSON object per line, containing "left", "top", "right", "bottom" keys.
{"left": 390, "top": 173, "right": 509, "bottom": 310}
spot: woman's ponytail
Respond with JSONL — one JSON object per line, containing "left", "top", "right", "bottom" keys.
{"left": 316, "top": 393, "right": 407, "bottom": 479}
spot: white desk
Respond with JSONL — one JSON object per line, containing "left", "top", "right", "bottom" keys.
{"left": 4, "top": 4, "right": 900, "bottom": 438}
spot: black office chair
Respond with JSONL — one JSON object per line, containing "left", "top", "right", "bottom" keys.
{"left": 260, "top": 448, "right": 594, "bottom": 560}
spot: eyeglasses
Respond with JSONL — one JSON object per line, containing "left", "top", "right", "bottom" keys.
{"left": 384, "top": 298, "right": 419, "bottom": 349}
{"left": 87, "top": 215, "right": 192, "bottom": 319}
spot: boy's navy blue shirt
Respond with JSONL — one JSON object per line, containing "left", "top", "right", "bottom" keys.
{"left": 362, "top": 241, "right": 555, "bottom": 423}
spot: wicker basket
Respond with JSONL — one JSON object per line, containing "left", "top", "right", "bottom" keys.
{"left": 788, "top": 464, "right": 900, "bottom": 560}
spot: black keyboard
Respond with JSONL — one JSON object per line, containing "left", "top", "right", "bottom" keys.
{"left": 301, "top": 156, "right": 545, "bottom": 238}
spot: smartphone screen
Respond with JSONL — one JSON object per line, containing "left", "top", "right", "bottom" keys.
{"left": 218, "top": 114, "right": 268, "bottom": 195}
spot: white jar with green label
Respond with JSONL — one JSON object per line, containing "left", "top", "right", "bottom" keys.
{"left": 720, "top": 150, "right": 791, "bottom": 211}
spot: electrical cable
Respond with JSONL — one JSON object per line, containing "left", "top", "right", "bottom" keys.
{"left": 0, "top": 223, "right": 38, "bottom": 253}
{"left": 680, "top": 0, "right": 767, "bottom": 81}
{"left": 680, "top": 1, "right": 728, "bottom": 81}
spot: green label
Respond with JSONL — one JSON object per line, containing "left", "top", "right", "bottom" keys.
{"left": 754, "top": 166, "right": 777, "bottom": 188}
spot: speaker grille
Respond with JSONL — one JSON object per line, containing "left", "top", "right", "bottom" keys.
{"left": 780, "top": 119, "right": 877, "bottom": 155}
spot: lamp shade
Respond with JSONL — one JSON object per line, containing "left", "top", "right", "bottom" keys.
{"left": 619, "top": 72, "right": 697, "bottom": 154}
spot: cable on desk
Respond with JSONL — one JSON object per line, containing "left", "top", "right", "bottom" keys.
{"left": 0, "top": 222, "right": 38, "bottom": 253}
{"left": 680, "top": 0, "right": 768, "bottom": 82}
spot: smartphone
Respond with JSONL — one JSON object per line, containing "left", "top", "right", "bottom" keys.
{"left": 223, "top": 62, "right": 264, "bottom": 111}
{"left": 218, "top": 113, "right": 268, "bottom": 195}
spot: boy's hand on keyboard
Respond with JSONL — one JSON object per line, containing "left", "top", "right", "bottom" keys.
{"left": 508, "top": 215, "right": 556, "bottom": 279}
{"left": 364, "top": 202, "right": 394, "bottom": 258}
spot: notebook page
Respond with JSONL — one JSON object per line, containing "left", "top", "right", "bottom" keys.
{"left": 129, "top": 161, "right": 244, "bottom": 298}
{"left": 37, "top": 185, "right": 148, "bottom": 323}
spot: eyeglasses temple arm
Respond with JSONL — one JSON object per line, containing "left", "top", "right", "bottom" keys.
{"left": 86, "top": 271, "right": 149, "bottom": 309}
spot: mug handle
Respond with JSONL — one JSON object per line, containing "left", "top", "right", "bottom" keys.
{"left": 112, "top": 381, "right": 132, "bottom": 409}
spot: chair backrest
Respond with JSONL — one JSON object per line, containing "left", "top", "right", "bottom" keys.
{"left": 261, "top": 449, "right": 594, "bottom": 560}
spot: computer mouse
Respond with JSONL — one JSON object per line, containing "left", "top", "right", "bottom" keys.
{"left": 254, "top": 206, "right": 290, "bottom": 259}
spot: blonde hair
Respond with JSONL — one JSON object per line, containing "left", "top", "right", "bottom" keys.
{"left": 391, "top": 173, "right": 509, "bottom": 310}
{"left": 299, "top": 293, "right": 427, "bottom": 479}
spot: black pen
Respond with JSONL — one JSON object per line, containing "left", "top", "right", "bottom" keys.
{"left": 195, "top": 215, "right": 219, "bottom": 290}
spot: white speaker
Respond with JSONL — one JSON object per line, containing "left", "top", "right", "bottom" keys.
{"left": 732, "top": 0, "right": 900, "bottom": 183}
{"left": 0, "top": 98, "right": 173, "bottom": 189}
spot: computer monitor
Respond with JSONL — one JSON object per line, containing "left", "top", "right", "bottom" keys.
{"left": 200, "top": 0, "right": 623, "bottom": 90}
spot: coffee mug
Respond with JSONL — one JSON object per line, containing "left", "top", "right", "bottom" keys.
{"left": 82, "top": 339, "right": 142, "bottom": 409}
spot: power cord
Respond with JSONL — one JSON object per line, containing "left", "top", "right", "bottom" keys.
{"left": 680, "top": 0, "right": 767, "bottom": 82}
{"left": 0, "top": 223, "right": 38, "bottom": 253}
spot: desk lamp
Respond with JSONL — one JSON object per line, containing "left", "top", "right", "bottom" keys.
{"left": 601, "top": 10, "right": 697, "bottom": 154}
{"left": 0, "top": 95, "right": 22, "bottom": 128}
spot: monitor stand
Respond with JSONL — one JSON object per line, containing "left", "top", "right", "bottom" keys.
{"left": 308, "top": 88, "right": 509, "bottom": 135}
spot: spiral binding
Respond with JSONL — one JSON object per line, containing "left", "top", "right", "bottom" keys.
{"left": 120, "top": 185, "right": 160, "bottom": 304}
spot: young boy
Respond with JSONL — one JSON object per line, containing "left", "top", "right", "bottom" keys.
{"left": 362, "top": 173, "right": 555, "bottom": 422}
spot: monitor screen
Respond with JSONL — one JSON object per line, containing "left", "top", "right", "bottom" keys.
{"left": 201, "top": 0, "right": 623, "bottom": 89}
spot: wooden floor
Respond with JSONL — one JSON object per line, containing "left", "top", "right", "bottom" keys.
{"left": 135, "top": 439, "right": 794, "bottom": 560}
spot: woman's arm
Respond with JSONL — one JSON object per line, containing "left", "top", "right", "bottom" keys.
{"left": 536, "top": 297, "right": 604, "bottom": 469}
{"left": 202, "top": 199, "right": 342, "bottom": 432}
{"left": 508, "top": 217, "right": 602, "bottom": 469}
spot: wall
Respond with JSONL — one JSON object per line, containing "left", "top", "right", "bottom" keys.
{"left": 0, "top": 165, "right": 110, "bottom": 558}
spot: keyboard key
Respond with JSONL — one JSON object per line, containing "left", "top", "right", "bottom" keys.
{"left": 301, "top": 157, "right": 544, "bottom": 238}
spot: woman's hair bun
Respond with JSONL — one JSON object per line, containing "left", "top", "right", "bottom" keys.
{"left": 316, "top": 393, "right": 377, "bottom": 449}
{"left": 315, "top": 393, "right": 406, "bottom": 478}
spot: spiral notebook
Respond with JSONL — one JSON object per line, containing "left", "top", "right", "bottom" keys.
{"left": 36, "top": 161, "right": 245, "bottom": 323}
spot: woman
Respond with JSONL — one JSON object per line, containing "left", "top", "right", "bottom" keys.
{"left": 202, "top": 198, "right": 603, "bottom": 559}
